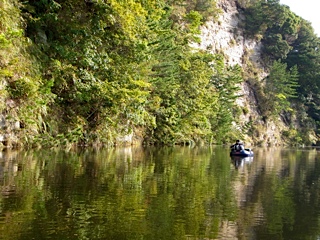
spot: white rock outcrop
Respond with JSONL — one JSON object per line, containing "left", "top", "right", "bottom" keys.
{"left": 192, "top": 0, "right": 286, "bottom": 145}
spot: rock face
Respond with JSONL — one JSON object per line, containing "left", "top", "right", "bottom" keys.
{"left": 192, "top": 1, "right": 257, "bottom": 67}
{"left": 0, "top": 77, "right": 21, "bottom": 148}
{"left": 0, "top": 113, "right": 21, "bottom": 149}
{"left": 192, "top": 0, "right": 286, "bottom": 146}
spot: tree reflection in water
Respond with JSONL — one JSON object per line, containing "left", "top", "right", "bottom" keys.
{"left": 0, "top": 146, "right": 320, "bottom": 239}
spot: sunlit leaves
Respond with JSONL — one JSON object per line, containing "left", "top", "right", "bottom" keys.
{"left": 185, "top": 10, "right": 203, "bottom": 34}
{"left": 210, "top": 56, "right": 243, "bottom": 143}
{"left": 107, "top": 0, "right": 148, "bottom": 41}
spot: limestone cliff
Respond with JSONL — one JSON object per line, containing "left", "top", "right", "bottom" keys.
{"left": 192, "top": 0, "right": 288, "bottom": 146}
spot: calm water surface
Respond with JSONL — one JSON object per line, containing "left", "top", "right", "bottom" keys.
{"left": 0, "top": 146, "right": 320, "bottom": 239}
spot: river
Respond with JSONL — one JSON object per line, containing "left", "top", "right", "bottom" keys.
{"left": 0, "top": 145, "right": 320, "bottom": 239}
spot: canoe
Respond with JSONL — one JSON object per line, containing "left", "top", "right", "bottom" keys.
{"left": 230, "top": 148, "right": 254, "bottom": 157}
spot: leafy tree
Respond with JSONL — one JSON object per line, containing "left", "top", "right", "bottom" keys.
{"left": 285, "top": 20, "right": 320, "bottom": 130}
{"left": 244, "top": 0, "right": 286, "bottom": 35}
{"left": 146, "top": 6, "right": 217, "bottom": 144}
{"left": 21, "top": 0, "right": 155, "bottom": 145}
{"left": 262, "top": 33, "right": 292, "bottom": 60}
{"left": 175, "top": 51, "right": 217, "bottom": 143}
{"left": 209, "top": 56, "right": 243, "bottom": 143}
{"left": 244, "top": 0, "right": 300, "bottom": 60}
{"left": 263, "top": 60, "right": 299, "bottom": 117}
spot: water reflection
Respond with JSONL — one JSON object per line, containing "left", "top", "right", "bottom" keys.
{"left": 0, "top": 146, "right": 320, "bottom": 239}
{"left": 231, "top": 155, "right": 253, "bottom": 169}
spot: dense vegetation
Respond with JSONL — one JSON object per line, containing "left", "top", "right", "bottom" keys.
{"left": 0, "top": 0, "right": 319, "bottom": 147}
{"left": 243, "top": 0, "right": 320, "bottom": 144}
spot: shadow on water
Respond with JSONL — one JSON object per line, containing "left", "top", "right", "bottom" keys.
{"left": 1, "top": 146, "right": 320, "bottom": 239}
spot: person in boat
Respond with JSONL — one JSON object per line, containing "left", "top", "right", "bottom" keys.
{"left": 230, "top": 140, "right": 244, "bottom": 151}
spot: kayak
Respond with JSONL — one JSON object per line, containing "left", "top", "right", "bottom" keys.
{"left": 230, "top": 148, "right": 254, "bottom": 157}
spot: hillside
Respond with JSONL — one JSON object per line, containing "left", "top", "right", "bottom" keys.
{"left": 0, "top": 0, "right": 319, "bottom": 148}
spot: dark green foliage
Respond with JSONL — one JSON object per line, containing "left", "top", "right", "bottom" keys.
{"left": 262, "top": 60, "right": 299, "bottom": 117}
{"left": 21, "top": 0, "right": 154, "bottom": 144}
{"left": 262, "top": 33, "right": 291, "bottom": 60}
{"left": 244, "top": 0, "right": 300, "bottom": 61}
{"left": 284, "top": 19, "right": 320, "bottom": 132}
